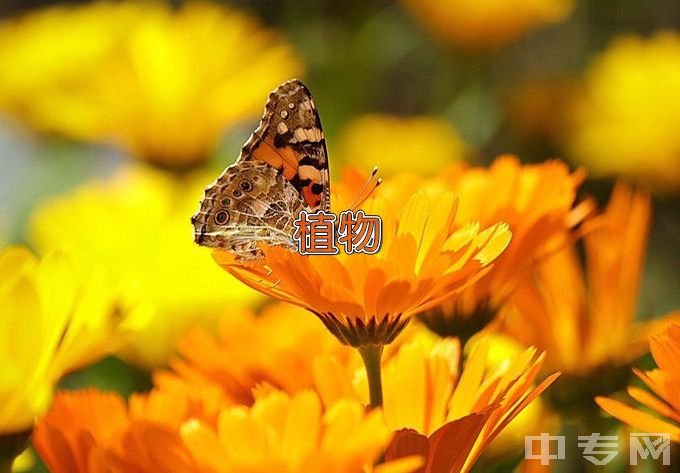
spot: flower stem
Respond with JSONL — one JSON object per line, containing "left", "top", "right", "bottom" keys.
{"left": 359, "top": 344, "right": 384, "bottom": 408}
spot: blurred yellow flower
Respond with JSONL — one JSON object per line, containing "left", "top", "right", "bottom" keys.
{"left": 503, "top": 183, "right": 677, "bottom": 410}
{"left": 337, "top": 114, "right": 468, "bottom": 176}
{"left": 569, "top": 32, "right": 680, "bottom": 191}
{"left": 315, "top": 335, "right": 557, "bottom": 473}
{"left": 30, "top": 166, "right": 260, "bottom": 368}
{"left": 155, "top": 303, "right": 354, "bottom": 406}
{"left": 400, "top": 0, "right": 573, "bottom": 51}
{"left": 0, "top": 1, "right": 303, "bottom": 167}
{"left": 0, "top": 1, "right": 140, "bottom": 109}
{"left": 382, "top": 156, "right": 589, "bottom": 343}
{"left": 597, "top": 322, "right": 680, "bottom": 442}
{"left": 0, "top": 246, "right": 144, "bottom": 436}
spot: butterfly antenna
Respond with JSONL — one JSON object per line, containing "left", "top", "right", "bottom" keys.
{"left": 349, "top": 167, "right": 381, "bottom": 211}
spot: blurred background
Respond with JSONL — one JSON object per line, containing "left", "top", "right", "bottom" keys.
{"left": 0, "top": 0, "right": 679, "bottom": 471}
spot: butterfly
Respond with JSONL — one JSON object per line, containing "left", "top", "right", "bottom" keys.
{"left": 192, "top": 79, "right": 332, "bottom": 260}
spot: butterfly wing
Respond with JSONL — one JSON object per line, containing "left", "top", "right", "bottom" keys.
{"left": 192, "top": 161, "right": 305, "bottom": 258}
{"left": 192, "top": 79, "right": 329, "bottom": 260}
{"left": 239, "top": 79, "right": 330, "bottom": 212}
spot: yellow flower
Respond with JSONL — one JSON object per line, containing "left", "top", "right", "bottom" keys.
{"left": 568, "top": 32, "right": 680, "bottom": 191}
{"left": 503, "top": 183, "right": 677, "bottom": 411}
{"left": 478, "top": 334, "right": 556, "bottom": 457}
{"left": 337, "top": 114, "right": 468, "bottom": 177}
{"left": 155, "top": 303, "right": 354, "bottom": 406}
{"left": 385, "top": 156, "right": 589, "bottom": 342}
{"left": 0, "top": 1, "right": 302, "bottom": 167}
{"left": 314, "top": 334, "right": 558, "bottom": 472}
{"left": 181, "top": 390, "right": 410, "bottom": 473}
{"left": 0, "top": 246, "right": 144, "bottom": 435}
{"left": 215, "top": 189, "right": 511, "bottom": 349}
{"left": 0, "top": 1, "right": 141, "bottom": 111}
{"left": 400, "top": 0, "right": 573, "bottom": 51}
{"left": 30, "top": 165, "right": 260, "bottom": 368}
{"left": 597, "top": 322, "right": 680, "bottom": 442}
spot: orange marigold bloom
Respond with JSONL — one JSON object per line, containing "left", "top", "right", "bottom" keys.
{"left": 381, "top": 156, "right": 590, "bottom": 342}
{"left": 314, "top": 336, "right": 558, "bottom": 473}
{"left": 155, "top": 303, "right": 353, "bottom": 406}
{"left": 34, "top": 387, "right": 240, "bottom": 472}
{"left": 503, "top": 183, "right": 678, "bottom": 409}
{"left": 400, "top": 0, "right": 573, "bottom": 51}
{"left": 597, "top": 322, "right": 680, "bottom": 442}
{"left": 34, "top": 390, "right": 130, "bottom": 473}
{"left": 214, "top": 189, "right": 511, "bottom": 348}
{"left": 33, "top": 389, "right": 204, "bottom": 473}
{"left": 34, "top": 389, "right": 417, "bottom": 473}
{"left": 180, "top": 390, "right": 416, "bottom": 473}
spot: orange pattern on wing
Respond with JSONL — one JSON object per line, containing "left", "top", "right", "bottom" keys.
{"left": 252, "top": 138, "right": 301, "bottom": 181}
{"left": 237, "top": 79, "right": 330, "bottom": 212}
{"left": 193, "top": 79, "right": 331, "bottom": 260}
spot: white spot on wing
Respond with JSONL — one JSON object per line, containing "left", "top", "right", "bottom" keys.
{"left": 290, "top": 127, "right": 323, "bottom": 143}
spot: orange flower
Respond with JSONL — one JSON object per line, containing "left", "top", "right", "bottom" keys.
{"left": 180, "top": 390, "right": 416, "bottom": 473}
{"left": 33, "top": 388, "right": 222, "bottom": 473}
{"left": 503, "top": 183, "right": 678, "bottom": 409}
{"left": 400, "top": 0, "right": 573, "bottom": 51}
{"left": 382, "top": 156, "right": 590, "bottom": 342}
{"left": 214, "top": 189, "right": 511, "bottom": 349}
{"left": 34, "top": 389, "right": 418, "bottom": 473}
{"left": 314, "top": 335, "right": 558, "bottom": 473}
{"left": 597, "top": 322, "right": 680, "bottom": 442}
{"left": 212, "top": 185, "right": 510, "bottom": 409}
{"left": 155, "top": 303, "right": 354, "bottom": 406}
{"left": 33, "top": 390, "right": 132, "bottom": 473}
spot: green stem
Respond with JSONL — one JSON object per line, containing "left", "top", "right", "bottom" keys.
{"left": 359, "top": 344, "right": 384, "bottom": 409}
